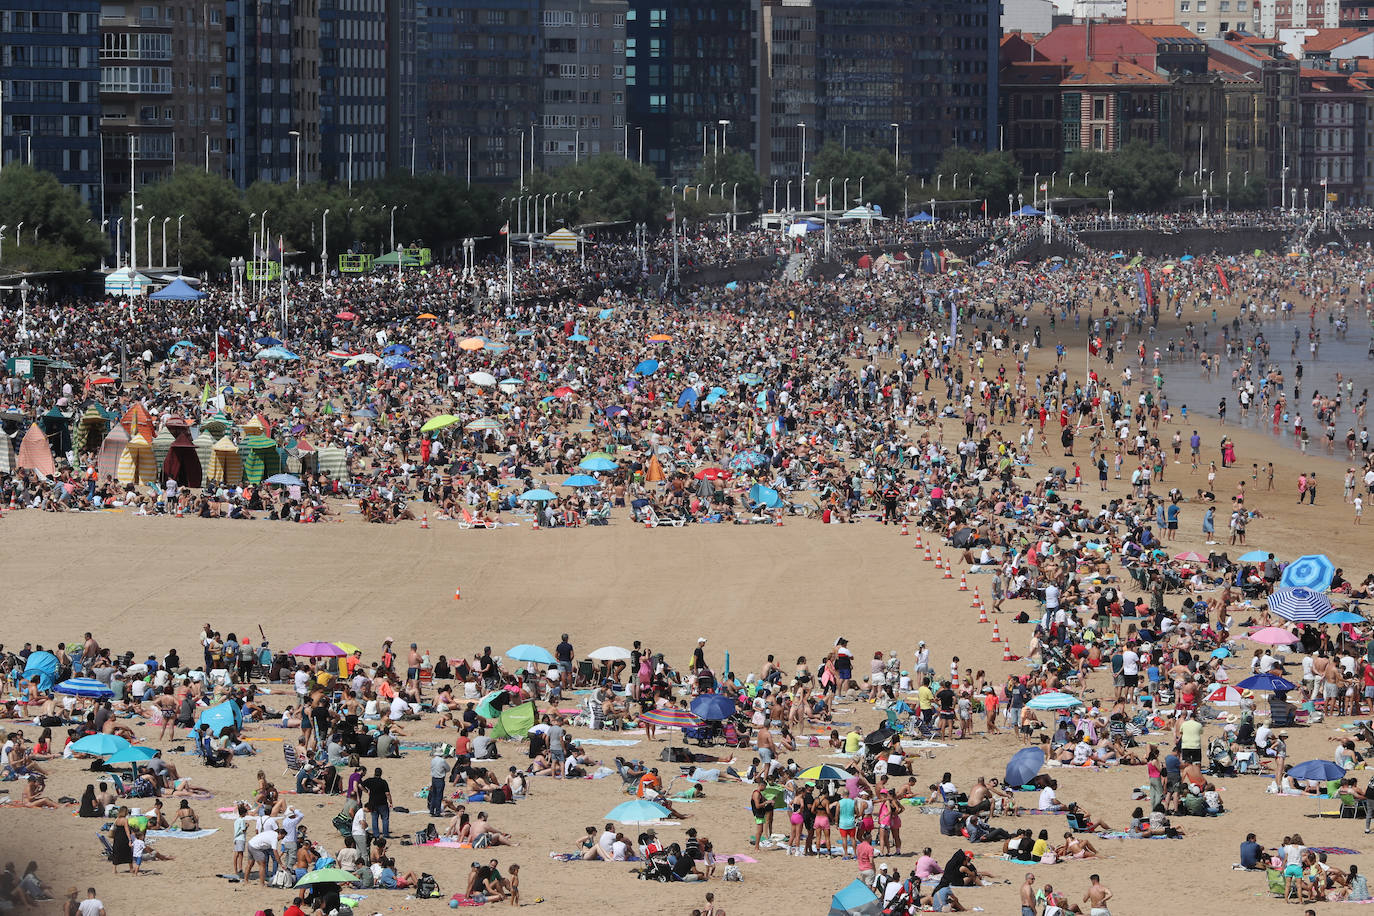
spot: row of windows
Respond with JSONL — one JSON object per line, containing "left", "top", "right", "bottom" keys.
{"left": 543, "top": 63, "right": 624, "bottom": 80}
{"left": 101, "top": 66, "right": 171, "bottom": 94}
{"left": 543, "top": 89, "right": 622, "bottom": 105}
{"left": 4, "top": 79, "right": 98, "bottom": 103}
{"left": 540, "top": 114, "right": 603, "bottom": 128}
{"left": 3, "top": 45, "right": 89, "bottom": 68}
{"left": 6, "top": 114, "right": 98, "bottom": 137}
{"left": 100, "top": 32, "right": 172, "bottom": 61}
{"left": 3, "top": 11, "right": 96, "bottom": 33}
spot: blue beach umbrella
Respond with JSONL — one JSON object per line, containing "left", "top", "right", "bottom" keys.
{"left": 580, "top": 457, "right": 618, "bottom": 471}
{"left": 829, "top": 879, "right": 880, "bottom": 916}
{"left": 1287, "top": 759, "right": 1346, "bottom": 782}
{"left": 382, "top": 344, "right": 412, "bottom": 355}
{"left": 382, "top": 354, "right": 413, "bottom": 370}
{"left": 690, "top": 693, "right": 738, "bottom": 721}
{"left": 197, "top": 700, "right": 243, "bottom": 737}
{"left": 255, "top": 336, "right": 283, "bottom": 347}
{"left": 515, "top": 329, "right": 535, "bottom": 337}
{"left": 21, "top": 651, "right": 58, "bottom": 691}
{"left": 1322, "top": 610, "right": 1365, "bottom": 625}
{"left": 106, "top": 746, "right": 157, "bottom": 765}
{"left": 603, "top": 405, "right": 628, "bottom": 418}
{"left": 704, "top": 387, "right": 727, "bottom": 404}
{"left": 1269, "top": 587, "right": 1334, "bottom": 622}
{"left": 562, "top": 474, "right": 599, "bottom": 487}
{"left": 54, "top": 678, "right": 115, "bottom": 699}
{"left": 1236, "top": 673, "right": 1297, "bottom": 692}
{"left": 265, "top": 473, "right": 303, "bottom": 487}
{"left": 634, "top": 359, "right": 659, "bottom": 376}
{"left": 728, "top": 450, "right": 768, "bottom": 471}
{"left": 738, "top": 372, "right": 763, "bottom": 385}
{"left": 605, "top": 800, "right": 673, "bottom": 824}
{"left": 517, "top": 489, "right": 557, "bottom": 502}
{"left": 506, "top": 645, "right": 557, "bottom": 665}
{"left": 1239, "top": 550, "right": 1271, "bottom": 562}
{"left": 1281, "top": 554, "right": 1335, "bottom": 591}
{"left": 69, "top": 734, "right": 131, "bottom": 756}
{"left": 568, "top": 334, "right": 590, "bottom": 342}
{"left": 748, "top": 483, "right": 781, "bottom": 508}
{"left": 676, "top": 388, "right": 699, "bottom": 408}
{"left": 1026, "top": 692, "right": 1083, "bottom": 710}
{"left": 1005, "top": 747, "right": 1046, "bottom": 787}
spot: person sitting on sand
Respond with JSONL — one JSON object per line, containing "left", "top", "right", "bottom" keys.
{"left": 17, "top": 776, "right": 57, "bottom": 809}
{"left": 469, "top": 811, "right": 517, "bottom": 848}
{"left": 1055, "top": 832, "right": 1099, "bottom": 859}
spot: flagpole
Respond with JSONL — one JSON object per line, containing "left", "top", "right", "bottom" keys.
{"left": 505, "top": 224, "right": 513, "bottom": 304}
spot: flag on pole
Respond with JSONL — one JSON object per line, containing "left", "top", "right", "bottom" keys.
{"left": 199, "top": 382, "right": 212, "bottom": 406}
{"left": 816, "top": 195, "right": 827, "bottom": 206}
{"left": 499, "top": 222, "right": 509, "bottom": 235}
{"left": 216, "top": 333, "right": 233, "bottom": 356}
{"left": 666, "top": 209, "right": 676, "bottom": 222}
{"left": 1038, "top": 183, "right": 1048, "bottom": 191}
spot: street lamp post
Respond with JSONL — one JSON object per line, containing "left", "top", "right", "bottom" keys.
{"left": 321, "top": 208, "right": 330, "bottom": 293}
{"left": 290, "top": 129, "right": 301, "bottom": 191}
{"left": 18, "top": 279, "right": 31, "bottom": 340}
{"left": 730, "top": 182, "right": 738, "bottom": 236}
{"left": 389, "top": 205, "right": 398, "bottom": 251}
{"left": 1068, "top": 172, "right": 1075, "bottom": 187}
{"left": 772, "top": 180, "right": 778, "bottom": 213}
{"left": 844, "top": 178, "right": 850, "bottom": 210}
{"left": 176, "top": 215, "right": 183, "bottom": 270}
{"left": 1108, "top": 189, "right": 1114, "bottom": 221}
{"left": 890, "top": 122, "right": 900, "bottom": 166}
{"left": 114, "top": 218, "right": 121, "bottom": 267}
{"left": 718, "top": 119, "right": 729, "bottom": 155}
{"left": 797, "top": 122, "right": 806, "bottom": 209}
{"left": 161, "top": 216, "right": 169, "bottom": 268}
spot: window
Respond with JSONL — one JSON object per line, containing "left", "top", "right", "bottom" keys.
{"left": 614, "top": 12, "right": 625, "bottom": 26}
{"left": 1196, "top": 0, "right": 1206, "bottom": 9}
{"left": 1195, "top": 20, "right": 1208, "bottom": 31}
{"left": 626, "top": 37, "right": 636, "bottom": 57}
{"left": 649, "top": 38, "right": 662, "bottom": 57}
{"left": 542, "top": 10, "right": 558, "bottom": 26}
{"left": 1220, "top": 0, "right": 1229, "bottom": 8}
{"left": 1092, "top": 97, "right": 1105, "bottom": 119}
{"left": 1092, "top": 127, "right": 1105, "bottom": 150}
{"left": 486, "top": 10, "right": 507, "bottom": 24}
{"left": 649, "top": 8, "right": 666, "bottom": 26}
{"left": 1180, "top": 0, "right": 1189, "bottom": 9}
{"left": 615, "top": 64, "right": 626, "bottom": 79}
{"left": 648, "top": 93, "right": 666, "bottom": 113}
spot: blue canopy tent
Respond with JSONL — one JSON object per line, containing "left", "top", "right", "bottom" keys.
{"left": 748, "top": 483, "right": 781, "bottom": 508}
{"left": 21, "top": 651, "right": 58, "bottom": 690}
{"left": 907, "top": 212, "right": 935, "bottom": 222}
{"left": 829, "top": 880, "right": 882, "bottom": 916}
{"left": 1014, "top": 205, "right": 1044, "bottom": 216}
{"left": 197, "top": 700, "right": 243, "bottom": 737}
{"left": 150, "top": 278, "right": 208, "bottom": 301}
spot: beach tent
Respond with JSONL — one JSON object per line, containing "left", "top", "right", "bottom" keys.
{"left": 907, "top": 212, "right": 935, "bottom": 222}
{"left": 162, "top": 429, "right": 202, "bottom": 488}
{"left": 490, "top": 701, "right": 538, "bottom": 740}
{"left": 315, "top": 445, "right": 348, "bottom": 481}
{"left": 192, "top": 430, "right": 215, "bottom": 475}
{"left": 239, "top": 435, "right": 281, "bottom": 484}
{"left": 117, "top": 433, "right": 155, "bottom": 484}
{"left": 829, "top": 879, "right": 882, "bottom": 916}
{"left": 97, "top": 422, "right": 130, "bottom": 481}
{"left": 1014, "top": 205, "right": 1044, "bottom": 216}
{"left": 151, "top": 425, "right": 175, "bottom": 471}
{"left": 210, "top": 436, "right": 243, "bottom": 483}
{"left": 919, "top": 249, "right": 946, "bottom": 275}
{"left": 200, "top": 413, "right": 232, "bottom": 436}
{"left": 149, "top": 278, "right": 207, "bottom": 301}
{"left": 197, "top": 700, "right": 243, "bottom": 737}
{"left": 646, "top": 455, "right": 665, "bottom": 483}
{"left": 21, "top": 651, "right": 58, "bottom": 691}
{"left": 120, "top": 404, "right": 155, "bottom": 442}
{"left": 0, "top": 431, "right": 16, "bottom": 474}
{"left": 288, "top": 438, "right": 315, "bottom": 475}
{"left": 40, "top": 406, "right": 71, "bottom": 458}
{"left": 72, "top": 404, "right": 111, "bottom": 466}
{"left": 240, "top": 415, "right": 267, "bottom": 437}
{"left": 103, "top": 267, "right": 154, "bottom": 296}
{"left": 16, "top": 423, "right": 56, "bottom": 476}
{"left": 544, "top": 227, "right": 579, "bottom": 251}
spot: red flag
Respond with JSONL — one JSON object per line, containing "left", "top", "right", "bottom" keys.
{"left": 980, "top": 200, "right": 987, "bottom": 211}
{"left": 1216, "top": 265, "right": 1231, "bottom": 293}
{"left": 666, "top": 209, "right": 675, "bottom": 222}
{"left": 216, "top": 333, "right": 232, "bottom": 356}
{"left": 499, "top": 222, "right": 509, "bottom": 235}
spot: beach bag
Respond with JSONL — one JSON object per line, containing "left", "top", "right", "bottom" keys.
{"left": 270, "top": 868, "right": 294, "bottom": 888}
{"left": 414, "top": 823, "right": 438, "bottom": 845}
{"left": 415, "top": 873, "right": 441, "bottom": 898}
{"left": 437, "top": 743, "right": 455, "bottom": 758}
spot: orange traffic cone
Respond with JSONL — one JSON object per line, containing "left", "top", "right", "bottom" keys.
{"left": 971, "top": 587, "right": 983, "bottom": 610}
{"left": 175, "top": 503, "right": 184, "bottom": 518}
{"left": 958, "top": 571, "right": 969, "bottom": 591}
{"left": 942, "top": 558, "right": 953, "bottom": 579}
{"left": 454, "top": 587, "right": 462, "bottom": 601}
{"left": 533, "top": 517, "right": 540, "bottom": 530}
{"left": 643, "top": 516, "right": 652, "bottom": 529}
{"left": 913, "top": 530, "right": 923, "bottom": 549}
{"left": 952, "top": 670, "right": 961, "bottom": 690}
{"left": 419, "top": 513, "right": 429, "bottom": 529}
{"left": 990, "top": 619, "right": 1003, "bottom": 643}
{"left": 774, "top": 514, "right": 784, "bottom": 527}
{"left": 900, "top": 521, "right": 909, "bottom": 536}
{"left": 1002, "top": 641, "right": 1014, "bottom": 662}
{"left": 977, "top": 602, "right": 990, "bottom": 624}
{"left": 922, "top": 544, "right": 933, "bottom": 561}
{"left": 933, "top": 551, "right": 943, "bottom": 570}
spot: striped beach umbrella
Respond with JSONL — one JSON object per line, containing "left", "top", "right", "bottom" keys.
{"left": 638, "top": 708, "right": 704, "bottom": 729}
{"left": 1268, "top": 587, "right": 1334, "bottom": 623}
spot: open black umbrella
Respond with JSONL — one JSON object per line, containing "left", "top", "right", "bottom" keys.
{"left": 863, "top": 726, "right": 898, "bottom": 749}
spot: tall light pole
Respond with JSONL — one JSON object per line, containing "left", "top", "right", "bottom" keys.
{"left": 176, "top": 215, "right": 183, "bottom": 270}
{"left": 161, "top": 216, "right": 169, "bottom": 268}
{"left": 18, "top": 279, "right": 31, "bottom": 341}
{"left": 290, "top": 129, "right": 301, "bottom": 191}
{"left": 1108, "top": 189, "right": 1114, "bottom": 221}
{"left": 718, "top": 119, "right": 729, "bottom": 156}
{"left": 321, "top": 208, "right": 330, "bottom": 292}
{"left": 389, "top": 205, "right": 398, "bottom": 251}
{"left": 797, "top": 122, "right": 807, "bottom": 209}
{"left": 890, "top": 122, "right": 900, "bottom": 166}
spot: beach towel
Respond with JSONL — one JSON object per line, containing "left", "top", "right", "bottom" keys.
{"left": 575, "top": 738, "right": 642, "bottom": 747}
{"left": 423, "top": 839, "right": 473, "bottom": 849}
{"left": 1096, "top": 831, "right": 1180, "bottom": 840}
{"left": 147, "top": 828, "right": 219, "bottom": 839}
{"left": 1309, "top": 846, "right": 1360, "bottom": 855}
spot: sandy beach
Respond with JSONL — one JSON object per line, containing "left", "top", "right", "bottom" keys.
{"left": 2, "top": 299, "right": 1372, "bottom": 916}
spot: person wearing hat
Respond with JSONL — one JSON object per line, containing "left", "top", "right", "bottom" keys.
{"left": 428, "top": 750, "right": 450, "bottom": 817}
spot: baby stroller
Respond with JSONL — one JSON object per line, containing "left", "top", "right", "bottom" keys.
{"left": 1207, "top": 736, "right": 1236, "bottom": 777}
{"left": 636, "top": 850, "right": 677, "bottom": 882}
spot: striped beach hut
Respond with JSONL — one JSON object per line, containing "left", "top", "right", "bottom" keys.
{"left": 151, "top": 425, "right": 175, "bottom": 471}
{"left": 120, "top": 403, "right": 155, "bottom": 442}
{"left": 97, "top": 422, "right": 130, "bottom": 481}
{"left": 193, "top": 430, "right": 215, "bottom": 476}
{"left": 162, "top": 429, "right": 202, "bottom": 488}
{"left": 117, "top": 433, "right": 156, "bottom": 484}
{"left": 0, "top": 431, "right": 16, "bottom": 475}
{"left": 238, "top": 435, "right": 280, "bottom": 484}
{"left": 71, "top": 404, "right": 110, "bottom": 467}
{"left": 209, "top": 436, "right": 242, "bottom": 484}
{"left": 315, "top": 445, "right": 348, "bottom": 481}
{"left": 16, "top": 423, "right": 56, "bottom": 476}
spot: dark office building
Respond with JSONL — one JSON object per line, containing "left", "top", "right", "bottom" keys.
{"left": 0, "top": 4, "right": 102, "bottom": 211}
{"left": 624, "top": 0, "right": 756, "bottom": 182}
{"left": 320, "top": 0, "right": 387, "bottom": 185}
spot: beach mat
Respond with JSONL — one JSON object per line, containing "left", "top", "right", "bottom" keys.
{"left": 148, "top": 828, "right": 219, "bottom": 839}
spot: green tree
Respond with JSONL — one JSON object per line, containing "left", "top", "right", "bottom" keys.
{"left": 927, "top": 149, "right": 1020, "bottom": 208}
{"left": 1063, "top": 142, "right": 1183, "bottom": 210}
{"left": 806, "top": 142, "right": 906, "bottom": 216}
{"left": 692, "top": 151, "right": 763, "bottom": 214}
{"left": 132, "top": 169, "right": 247, "bottom": 274}
{"left": 542, "top": 155, "right": 669, "bottom": 227}
{"left": 0, "top": 164, "right": 106, "bottom": 272}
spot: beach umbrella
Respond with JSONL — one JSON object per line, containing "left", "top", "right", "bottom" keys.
{"left": 1322, "top": 610, "right": 1365, "bottom": 625}
{"left": 344, "top": 353, "right": 380, "bottom": 366}
{"left": 1269, "top": 587, "right": 1334, "bottom": 623}
{"left": 1026, "top": 692, "right": 1083, "bottom": 710}
{"left": 1004, "top": 747, "right": 1046, "bottom": 787}
{"left": 459, "top": 337, "right": 485, "bottom": 351}
{"left": 704, "top": 387, "right": 727, "bottom": 404}
{"left": 417, "top": 313, "right": 438, "bottom": 320}
{"left": 588, "top": 646, "right": 632, "bottom": 661}
{"left": 728, "top": 450, "right": 768, "bottom": 471}
{"left": 738, "top": 372, "right": 763, "bottom": 385}
{"left": 603, "top": 405, "right": 628, "bottom": 418}
{"left": 690, "top": 694, "right": 738, "bottom": 721}
{"left": 863, "top": 726, "right": 899, "bottom": 749}
{"left": 638, "top": 708, "right": 704, "bottom": 729}
{"left": 829, "top": 879, "right": 881, "bottom": 916}
{"left": 349, "top": 408, "right": 378, "bottom": 419}
{"left": 465, "top": 417, "right": 502, "bottom": 431}
{"left": 1173, "top": 551, "right": 1206, "bottom": 563}
{"left": 517, "top": 488, "right": 556, "bottom": 502}
{"left": 1210, "top": 647, "right": 1231, "bottom": 659}
{"left": 506, "top": 645, "right": 557, "bottom": 665}
{"left": 1288, "top": 759, "right": 1346, "bottom": 782}
{"left": 646, "top": 333, "right": 673, "bottom": 342}
{"left": 579, "top": 457, "right": 618, "bottom": 471}
{"left": 799, "top": 764, "right": 850, "bottom": 782}
{"left": 1206, "top": 685, "right": 1244, "bottom": 706}
{"left": 1247, "top": 626, "right": 1297, "bottom": 645}
{"left": 694, "top": 467, "right": 730, "bottom": 481}
{"left": 1236, "top": 673, "right": 1297, "bottom": 692}
{"left": 255, "top": 336, "right": 283, "bottom": 347}
{"left": 265, "top": 473, "right": 302, "bottom": 487}
{"left": 1281, "top": 554, "right": 1336, "bottom": 591}
{"left": 1239, "top": 550, "right": 1271, "bottom": 562}
{"left": 169, "top": 340, "right": 199, "bottom": 352}
{"left": 335, "top": 311, "right": 357, "bottom": 320}
{"left": 469, "top": 371, "right": 497, "bottom": 387}
{"left": 105, "top": 746, "right": 156, "bottom": 765}
{"left": 54, "top": 678, "right": 115, "bottom": 699}
{"left": 562, "top": 474, "right": 599, "bottom": 487}
{"left": 605, "top": 800, "right": 672, "bottom": 825}
{"left": 69, "top": 734, "right": 131, "bottom": 756}
{"left": 568, "top": 334, "right": 590, "bottom": 342}
{"left": 634, "top": 359, "right": 659, "bottom": 376}
{"left": 290, "top": 641, "right": 346, "bottom": 657}
{"left": 381, "top": 355, "right": 413, "bottom": 370}
{"left": 553, "top": 386, "right": 576, "bottom": 398}
{"left": 382, "top": 344, "right": 411, "bottom": 355}
{"left": 294, "top": 868, "right": 360, "bottom": 887}
{"left": 21, "top": 651, "right": 58, "bottom": 691}
{"left": 421, "top": 415, "right": 460, "bottom": 433}
{"left": 515, "top": 329, "right": 535, "bottom": 337}
{"left": 255, "top": 346, "right": 299, "bottom": 361}
{"left": 748, "top": 483, "right": 781, "bottom": 508}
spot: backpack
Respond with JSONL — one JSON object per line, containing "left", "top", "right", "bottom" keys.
{"left": 415, "top": 873, "right": 441, "bottom": 898}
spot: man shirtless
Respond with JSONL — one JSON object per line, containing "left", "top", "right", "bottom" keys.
{"left": 1020, "top": 872, "right": 1038, "bottom": 916}
{"left": 1083, "top": 874, "right": 1113, "bottom": 916}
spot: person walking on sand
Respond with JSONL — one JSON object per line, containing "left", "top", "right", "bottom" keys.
{"left": 1084, "top": 874, "right": 1113, "bottom": 916}
{"left": 1020, "top": 872, "right": 1037, "bottom": 916}
{"left": 1355, "top": 495, "right": 1363, "bottom": 526}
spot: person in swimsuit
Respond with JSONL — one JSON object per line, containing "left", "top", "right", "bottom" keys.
{"left": 788, "top": 797, "right": 805, "bottom": 857}
{"left": 836, "top": 793, "right": 857, "bottom": 859}
{"left": 812, "top": 793, "right": 834, "bottom": 857}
